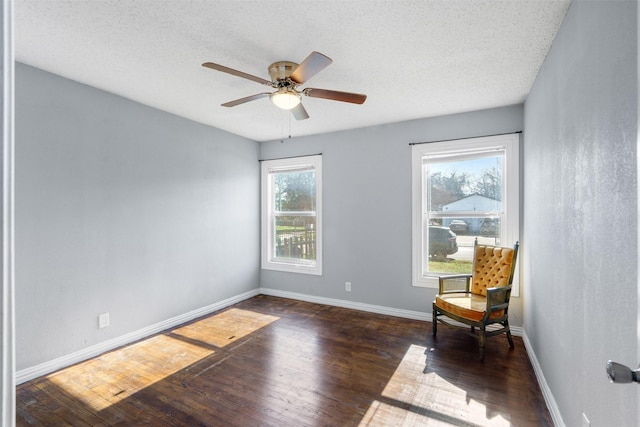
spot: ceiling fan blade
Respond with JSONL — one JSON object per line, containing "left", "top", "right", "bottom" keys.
{"left": 289, "top": 52, "right": 332, "bottom": 84}
{"left": 221, "top": 92, "right": 271, "bottom": 107}
{"left": 202, "top": 62, "right": 272, "bottom": 85}
{"left": 305, "top": 88, "right": 367, "bottom": 104}
{"left": 291, "top": 103, "right": 309, "bottom": 120}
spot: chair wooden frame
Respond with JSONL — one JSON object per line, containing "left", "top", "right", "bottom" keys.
{"left": 432, "top": 240, "right": 519, "bottom": 361}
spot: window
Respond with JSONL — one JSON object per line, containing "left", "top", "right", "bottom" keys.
{"left": 411, "top": 134, "right": 519, "bottom": 292}
{"left": 261, "top": 155, "right": 322, "bottom": 275}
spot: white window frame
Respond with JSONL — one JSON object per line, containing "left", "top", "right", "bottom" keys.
{"left": 411, "top": 133, "right": 520, "bottom": 294}
{"left": 261, "top": 155, "right": 322, "bottom": 275}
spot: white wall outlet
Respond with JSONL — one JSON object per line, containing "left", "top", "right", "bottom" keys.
{"left": 98, "top": 312, "right": 110, "bottom": 329}
{"left": 581, "top": 413, "right": 590, "bottom": 427}
{"left": 345, "top": 282, "right": 351, "bottom": 292}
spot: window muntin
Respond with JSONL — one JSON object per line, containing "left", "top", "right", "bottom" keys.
{"left": 411, "top": 134, "right": 519, "bottom": 292}
{"left": 261, "top": 155, "right": 322, "bottom": 275}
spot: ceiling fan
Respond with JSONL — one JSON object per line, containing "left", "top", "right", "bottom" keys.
{"left": 202, "top": 51, "right": 367, "bottom": 120}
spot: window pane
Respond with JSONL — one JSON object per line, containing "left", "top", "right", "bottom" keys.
{"left": 426, "top": 155, "right": 502, "bottom": 212}
{"left": 424, "top": 218, "right": 504, "bottom": 274}
{"left": 274, "top": 215, "right": 316, "bottom": 261}
{"left": 274, "top": 170, "right": 316, "bottom": 212}
{"left": 424, "top": 154, "right": 504, "bottom": 274}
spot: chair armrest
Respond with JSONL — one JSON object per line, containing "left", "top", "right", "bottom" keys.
{"left": 485, "top": 285, "right": 513, "bottom": 312}
{"left": 438, "top": 274, "right": 472, "bottom": 294}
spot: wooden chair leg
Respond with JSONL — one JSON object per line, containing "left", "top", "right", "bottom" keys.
{"left": 506, "top": 330, "right": 514, "bottom": 348}
{"left": 503, "top": 320, "right": 514, "bottom": 348}
{"left": 479, "top": 328, "right": 486, "bottom": 361}
{"left": 432, "top": 306, "right": 438, "bottom": 336}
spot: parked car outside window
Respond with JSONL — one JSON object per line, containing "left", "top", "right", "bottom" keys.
{"left": 448, "top": 220, "right": 468, "bottom": 234}
{"left": 429, "top": 226, "right": 458, "bottom": 261}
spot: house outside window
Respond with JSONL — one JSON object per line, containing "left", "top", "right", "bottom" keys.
{"left": 411, "top": 133, "right": 519, "bottom": 293}
{"left": 261, "top": 155, "right": 322, "bottom": 275}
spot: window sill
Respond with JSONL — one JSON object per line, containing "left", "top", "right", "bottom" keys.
{"left": 262, "top": 261, "right": 322, "bottom": 276}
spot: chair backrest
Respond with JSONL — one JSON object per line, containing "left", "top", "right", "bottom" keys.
{"left": 470, "top": 241, "right": 519, "bottom": 296}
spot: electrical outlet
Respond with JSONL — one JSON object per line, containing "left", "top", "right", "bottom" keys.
{"left": 582, "top": 413, "right": 590, "bottom": 427}
{"left": 98, "top": 312, "right": 110, "bottom": 329}
{"left": 345, "top": 282, "right": 351, "bottom": 292}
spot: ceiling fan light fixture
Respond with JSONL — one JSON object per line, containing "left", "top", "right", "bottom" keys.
{"left": 270, "top": 90, "right": 301, "bottom": 110}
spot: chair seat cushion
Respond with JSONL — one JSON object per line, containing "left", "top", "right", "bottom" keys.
{"left": 435, "top": 293, "right": 504, "bottom": 322}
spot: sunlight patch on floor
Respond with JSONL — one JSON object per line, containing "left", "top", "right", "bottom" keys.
{"left": 47, "top": 334, "right": 214, "bottom": 411}
{"left": 361, "top": 400, "right": 454, "bottom": 426}
{"left": 46, "top": 308, "right": 279, "bottom": 412}
{"left": 171, "top": 308, "right": 280, "bottom": 348}
{"left": 359, "top": 344, "right": 510, "bottom": 427}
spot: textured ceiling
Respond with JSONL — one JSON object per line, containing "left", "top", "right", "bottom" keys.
{"left": 15, "top": 0, "right": 571, "bottom": 142}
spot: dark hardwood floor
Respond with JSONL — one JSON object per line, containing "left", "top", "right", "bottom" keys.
{"left": 17, "top": 295, "right": 552, "bottom": 426}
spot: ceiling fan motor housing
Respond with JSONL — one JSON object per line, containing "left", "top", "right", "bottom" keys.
{"left": 268, "top": 61, "right": 298, "bottom": 85}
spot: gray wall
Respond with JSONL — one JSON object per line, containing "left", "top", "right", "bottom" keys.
{"left": 260, "top": 105, "right": 524, "bottom": 319}
{"left": 524, "top": 1, "right": 638, "bottom": 426}
{"left": 15, "top": 63, "right": 260, "bottom": 371}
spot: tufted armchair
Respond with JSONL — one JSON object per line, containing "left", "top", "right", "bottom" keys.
{"left": 432, "top": 239, "right": 519, "bottom": 360}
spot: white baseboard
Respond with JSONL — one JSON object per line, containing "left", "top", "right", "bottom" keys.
{"left": 259, "top": 287, "right": 524, "bottom": 336}
{"left": 522, "top": 332, "right": 564, "bottom": 427}
{"left": 16, "top": 289, "right": 260, "bottom": 385}
{"left": 260, "top": 287, "right": 431, "bottom": 321}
